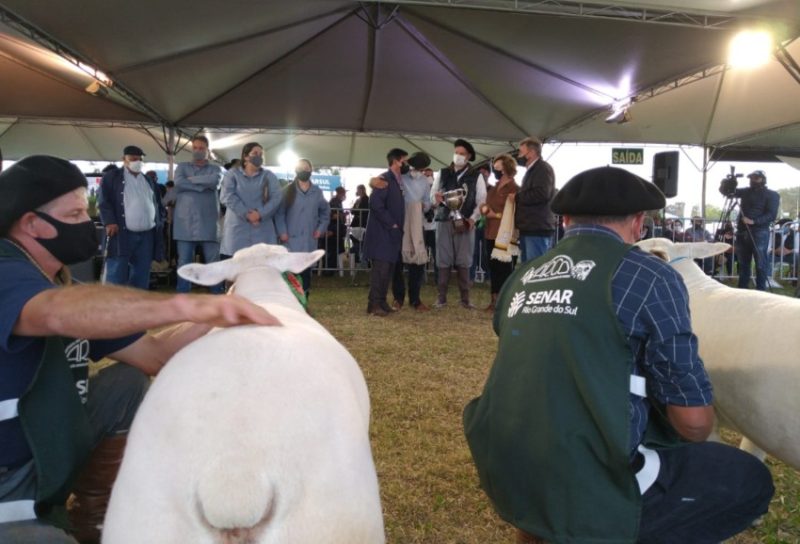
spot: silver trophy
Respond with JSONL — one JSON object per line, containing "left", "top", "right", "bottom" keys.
{"left": 442, "top": 187, "right": 468, "bottom": 232}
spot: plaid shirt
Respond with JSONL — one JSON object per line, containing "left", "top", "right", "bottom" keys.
{"left": 563, "top": 225, "right": 713, "bottom": 452}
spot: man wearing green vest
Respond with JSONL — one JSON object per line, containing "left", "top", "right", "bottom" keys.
{"left": 0, "top": 156, "right": 279, "bottom": 543}
{"left": 464, "top": 166, "right": 774, "bottom": 543}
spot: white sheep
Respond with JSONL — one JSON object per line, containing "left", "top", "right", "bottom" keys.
{"left": 637, "top": 238, "right": 800, "bottom": 470}
{"left": 103, "top": 244, "right": 385, "bottom": 544}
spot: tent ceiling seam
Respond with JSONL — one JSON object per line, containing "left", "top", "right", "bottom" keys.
{"left": 174, "top": 9, "right": 356, "bottom": 125}
{"left": 396, "top": 16, "right": 529, "bottom": 137}
{"left": 113, "top": 5, "right": 355, "bottom": 74}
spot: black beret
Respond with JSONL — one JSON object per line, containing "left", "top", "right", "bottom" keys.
{"left": 453, "top": 138, "right": 476, "bottom": 162}
{"left": 551, "top": 166, "right": 665, "bottom": 216}
{"left": 0, "top": 155, "right": 88, "bottom": 235}
{"left": 408, "top": 152, "right": 431, "bottom": 170}
{"left": 123, "top": 145, "right": 145, "bottom": 157}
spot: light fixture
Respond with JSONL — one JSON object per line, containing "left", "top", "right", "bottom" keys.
{"left": 85, "top": 80, "right": 108, "bottom": 97}
{"left": 278, "top": 149, "right": 299, "bottom": 170}
{"left": 728, "top": 30, "right": 773, "bottom": 69}
{"left": 605, "top": 99, "right": 631, "bottom": 124}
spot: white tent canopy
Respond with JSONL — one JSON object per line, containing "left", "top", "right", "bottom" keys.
{"left": 0, "top": 0, "right": 798, "bottom": 166}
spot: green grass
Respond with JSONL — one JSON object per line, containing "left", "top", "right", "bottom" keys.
{"left": 306, "top": 273, "right": 800, "bottom": 544}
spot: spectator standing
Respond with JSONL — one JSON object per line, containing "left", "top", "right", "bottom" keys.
{"left": 514, "top": 137, "right": 556, "bottom": 263}
{"left": 99, "top": 145, "right": 165, "bottom": 290}
{"left": 276, "top": 159, "right": 330, "bottom": 296}
{"left": 349, "top": 184, "right": 369, "bottom": 264}
{"left": 481, "top": 154, "right": 519, "bottom": 312}
{"left": 363, "top": 148, "right": 407, "bottom": 316}
{"left": 219, "top": 142, "right": 283, "bottom": 258}
{"left": 422, "top": 167, "right": 437, "bottom": 270}
{"left": 173, "top": 136, "right": 224, "bottom": 294}
{"left": 431, "top": 139, "right": 486, "bottom": 309}
{"left": 323, "top": 186, "right": 348, "bottom": 274}
{"left": 731, "top": 170, "right": 780, "bottom": 290}
{"left": 714, "top": 220, "right": 736, "bottom": 276}
{"left": 683, "top": 216, "right": 714, "bottom": 274}
{"left": 390, "top": 152, "right": 433, "bottom": 311}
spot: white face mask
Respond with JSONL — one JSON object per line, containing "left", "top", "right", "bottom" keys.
{"left": 410, "top": 170, "right": 423, "bottom": 179}
{"left": 128, "top": 160, "right": 143, "bottom": 173}
{"left": 453, "top": 154, "right": 468, "bottom": 168}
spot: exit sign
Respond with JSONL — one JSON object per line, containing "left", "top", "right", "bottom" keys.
{"left": 612, "top": 148, "right": 644, "bottom": 165}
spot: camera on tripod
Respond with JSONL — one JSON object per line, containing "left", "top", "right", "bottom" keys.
{"left": 719, "top": 166, "right": 743, "bottom": 197}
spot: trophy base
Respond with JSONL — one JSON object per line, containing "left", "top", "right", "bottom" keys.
{"left": 452, "top": 218, "right": 469, "bottom": 234}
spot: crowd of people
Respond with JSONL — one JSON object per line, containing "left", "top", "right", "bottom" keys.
{"left": 0, "top": 140, "right": 794, "bottom": 543}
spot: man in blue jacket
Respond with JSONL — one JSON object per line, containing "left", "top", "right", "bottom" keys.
{"left": 98, "top": 145, "right": 165, "bottom": 290}
{"left": 363, "top": 148, "right": 407, "bottom": 316}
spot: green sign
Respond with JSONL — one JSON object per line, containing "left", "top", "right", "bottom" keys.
{"left": 611, "top": 148, "right": 644, "bottom": 165}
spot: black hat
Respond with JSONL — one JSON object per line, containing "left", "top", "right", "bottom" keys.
{"left": 407, "top": 152, "right": 431, "bottom": 170}
{"left": 747, "top": 169, "right": 766, "bottom": 181}
{"left": 453, "top": 138, "right": 476, "bottom": 162}
{"left": 551, "top": 166, "right": 665, "bottom": 216}
{"left": 0, "top": 155, "right": 88, "bottom": 235}
{"left": 335, "top": 186, "right": 347, "bottom": 194}
{"left": 123, "top": 145, "right": 145, "bottom": 157}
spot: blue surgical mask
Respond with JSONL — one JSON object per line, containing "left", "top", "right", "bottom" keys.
{"left": 248, "top": 155, "right": 263, "bottom": 168}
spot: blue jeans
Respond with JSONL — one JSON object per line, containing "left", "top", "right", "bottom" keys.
{"left": 175, "top": 240, "right": 223, "bottom": 294}
{"left": 104, "top": 229, "right": 155, "bottom": 290}
{"left": 638, "top": 442, "right": 773, "bottom": 543}
{"left": 735, "top": 228, "right": 770, "bottom": 290}
{"left": 519, "top": 234, "right": 552, "bottom": 263}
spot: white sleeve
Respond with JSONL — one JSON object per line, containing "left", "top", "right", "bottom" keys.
{"left": 471, "top": 174, "right": 487, "bottom": 222}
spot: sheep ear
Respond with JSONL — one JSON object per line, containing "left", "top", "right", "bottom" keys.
{"left": 270, "top": 250, "right": 326, "bottom": 274}
{"left": 178, "top": 260, "right": 240, "bottom": 286}
{"left": 683, "top": 241, "right": 730, "bottom": 259}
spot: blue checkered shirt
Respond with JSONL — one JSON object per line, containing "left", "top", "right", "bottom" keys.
{"left": 563, "top": 225, "right": 713, "bottom": 453}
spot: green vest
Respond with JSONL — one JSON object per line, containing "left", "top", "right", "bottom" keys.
{"left": 464, "top": 234, "right": 655, "bottom": 543}
{"left": 0, "top": 243, "right": 94, "bottom": 528}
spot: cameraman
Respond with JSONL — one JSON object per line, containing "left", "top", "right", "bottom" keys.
{"left": 729, "top": 170, "right": 780, "bottom": 290}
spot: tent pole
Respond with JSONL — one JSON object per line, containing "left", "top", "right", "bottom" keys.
{"left": 701, "top": 145, "right": 709, "bottom": 218}
{"left": 167, "top": 126, "right": 176, "bottom": 180}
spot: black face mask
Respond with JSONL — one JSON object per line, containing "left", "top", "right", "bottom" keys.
{"left": 400, "top": 163, "right": 410, "bottom": 175}
{"left": 34, "top": 212, "right": 99, "bottom": 265}
{"left": 516, "top": 155, "right": 528, "bottom": 167}
{"left": 296, "top": 170, "right": 312, "bottom": 182}
{"left": 493, "top": 169, "right": 503, "bottom": 180}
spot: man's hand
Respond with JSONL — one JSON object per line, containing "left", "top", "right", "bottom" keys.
{"left": 742, "top": 216, "right": 755, "bottom": 226}
{"left": 434, "top": 192, "right": 444, "bottom": 205}
{"left": 175, "top": 294, "right": 281, "bottom": 328}
{"left": 106, "top": 224, "right": 119, "bottom": 237}
{"left": 369, "top": 176, "right": 388, "bottom": 190}
{"left": 313, "top": 230, "right": 321, "bottom": 239}
{"left": 466, "top": 218, "right": 475, "bottom": 230}
{"left": 246, "top": 210, "right": 261, "bottom": 225}
{"left": 279, "top": 233, "right": 289, "bottom": 243}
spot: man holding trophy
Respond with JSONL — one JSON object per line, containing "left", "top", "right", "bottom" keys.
{"left": 431, "top": 139, "right": 487, "bottom": 309}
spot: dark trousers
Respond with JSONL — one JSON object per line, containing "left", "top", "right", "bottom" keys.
{"left": 735, "top": 228, "right": 770, "bottom": 290}
{"left": 638, "top": 442, "right": 774, "bottom": 544}
{"left": 424, "top": 229, "right": 437, "bottom": 269}
{"left": 392, "top": 261, "right": 425, "bottom": 306}
{"left": 486, "top": 239, "right": 515, "bottom": 295}
{"left": 299, "top": 267, "right": 312, "bottom": 296}
{"left": 368, "top": 259, "right": 394, "bottom": 308}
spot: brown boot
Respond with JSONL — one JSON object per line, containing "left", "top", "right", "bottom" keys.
{"left": 434, "top": 267, "right": 450, "bottom": 308}
{"left": 457, "top": 267, "right": 475, "bottom": 309}
{"left": 484, "top": 293, "right": 498, "bottom": 312}
{"left": 516, "top": 528, "right": 548, "bottom": 544}
{"left": 67, "top": 435, "right": 128, "bottom": 544}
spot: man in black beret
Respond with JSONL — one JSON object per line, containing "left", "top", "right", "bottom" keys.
{"left": 98, "top": 145, "right": 164, "bottom": 289}
{"left": 431, "top": 138, "right": 487, "bottom": 309}
{"left": 464, "top": 166, "right": 773, "bottom": 544}
{"left": 0, "top": 155, "right": 278, "bottom": 542}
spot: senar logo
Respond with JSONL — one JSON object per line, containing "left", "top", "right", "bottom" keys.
{"left": 521, "top": 255, "right": 597, "bottom": 285}
{"left": 507, "top": 291, "right": 526, "bottom": 318}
